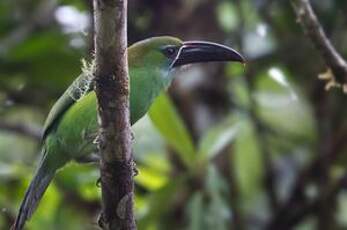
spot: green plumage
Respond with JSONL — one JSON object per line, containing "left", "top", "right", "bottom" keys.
{"left": 14, "top": 36, "right": 183, "bottom": 230}
{"left": 13, "top": 36, "right": 244, "bottom": 230}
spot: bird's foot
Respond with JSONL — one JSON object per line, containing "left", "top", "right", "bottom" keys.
{"left": 93, "top": 134, "right": 101, "bottom": 145}
{"left": 131, "top": 160, "right": 139, "bottom": 177}
{"left": 97, "top": 212, "right": 105, "bottom": 229}
{"left": 131, "top": 131, "right": 135, "bottom": 142}
{"left": 96, "top": 177, "right": 101, "bottom": 188}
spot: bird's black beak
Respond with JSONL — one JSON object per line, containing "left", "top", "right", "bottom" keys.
{"left": 171, "top": 41, "right": 245, "bottom": 68}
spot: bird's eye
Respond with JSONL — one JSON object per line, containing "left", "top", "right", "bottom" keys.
{"left": 166, "top": 48, "right": 175, "bottom": 55}
{"left": 162, "top": 46, "right": 178, "bottom": 58}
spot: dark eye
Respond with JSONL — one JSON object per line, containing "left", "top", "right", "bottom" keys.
{"left": 162, "top": 46, "right": 178, "bottom": 58}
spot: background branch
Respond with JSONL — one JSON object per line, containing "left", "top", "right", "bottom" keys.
{"left": 291, "top": 0, "right": 347, "bottom": 89}
{"left": 0, "top": 121, "right": 41, "bottom": 140}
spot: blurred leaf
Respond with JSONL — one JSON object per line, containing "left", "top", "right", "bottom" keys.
{"left": 233, "top": 117, "right": 263, "bottom": 199}
{"left": 240, "top": 0, "right": 260, "bottom": 26}
{"left": 0, "top": 133, "right": 38, "bottom": 163}
{"left": 204, "top": 165, "right": 230, "bottom": 230}
{"left": 56, "top": 163, "right": 99, "bottom": 201}
{"left": 256, "top": 67, "right": 294, "bottom": 93}
{"left": 216, "top": 1, "right": 239, "bottom": 32}
{"left": 139, "top": 153, "right": 171, "bottom": 173}
{"left": 149, "top": 93, "right": 196, "bottom": 168}
{"left": 9, "top": 31, "right": 67, "bottom": 61}
{"left": 205, "top": 165, "right": 228, "bottom": 200}
{"left": 226, "top": 62, "right": 245, "bottom": 77}
{"left": 337, "top": 191, "right": 347, "bottom": 227}
{"left": 244, "top": 27, "right": 276, "bottom": 58}
{"left": 60, "top": 1, "right": 88, "bottom": 10}
{"left": 132, "top": 115, "right": 166, "bottom": 162}
{"left": 228, "top": 76, "right": 251, "bottom": 108}
{"left": 3, "top": 30, "right": 81, "bottom": 92}
{"left": 135, "top": 165, "right": 168, "bottom": 191}
{"left": 54, "top": 203, "right": 92, "bottom": 230}
{"left": 268, "top": 67, "right": 292, "bottom": 90}
{"left": 187, "top": 166, "right": 230, "bottom": 230}
{"left": 137, "top": 176, "right": 187, "bottom": 230}
{"left": 198, "top": 116, "right": 239, "bottom": 162}
{"left": 187, "top": 192, "right": 204, "bottom": 230}
{"left": 0, "top": 162, "right": 29, "bottom": 180}
{"left": 255, "top": 67, "right": 316, "bottom": 140}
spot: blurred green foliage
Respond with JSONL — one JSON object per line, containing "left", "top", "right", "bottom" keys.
{"left": 1, "top": 0, "right": 347, "bottom": 229}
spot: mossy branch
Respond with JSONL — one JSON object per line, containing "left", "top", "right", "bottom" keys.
{"left": 93, "top": 0, "right": 135, "bottom": 229}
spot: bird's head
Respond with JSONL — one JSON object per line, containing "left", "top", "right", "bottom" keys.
{"left": 128, "top": 36, "right": 245, "bottom": 77}
{"left": 127, "top": 36, "right": 245, "bottom": 122}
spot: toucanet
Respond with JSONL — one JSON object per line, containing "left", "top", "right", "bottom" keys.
{"left": 13, "top": 36, "right": 244, "bottom": 230}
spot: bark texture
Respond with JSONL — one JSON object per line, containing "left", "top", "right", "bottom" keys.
{"left": 93, "top": 0, "right": 135, "bottom": 229}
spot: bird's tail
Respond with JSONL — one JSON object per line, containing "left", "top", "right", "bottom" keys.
{"left": 12, "top": 152, "right": 56, "bottom": 230}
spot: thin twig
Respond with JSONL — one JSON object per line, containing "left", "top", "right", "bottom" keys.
{"left": 291, "top": 0, "right": 347, "bottom": 89}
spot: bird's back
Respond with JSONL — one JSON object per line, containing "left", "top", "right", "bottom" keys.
{"left": 42, "top": 73, "right": 94, "bottom": 140}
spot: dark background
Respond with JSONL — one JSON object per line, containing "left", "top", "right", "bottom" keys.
{"left": 0, "top": 0, "right": 347, "bottom": 229}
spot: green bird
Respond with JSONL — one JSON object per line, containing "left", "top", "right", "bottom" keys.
{"left": 13, "top": 36, "right": 244, "bottom": 230}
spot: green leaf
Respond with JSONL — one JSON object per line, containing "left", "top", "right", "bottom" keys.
{"left": 137, "top": 176, "right": 187, "bottom": 229}
{"left": 233, "top": 118, "right": 263, "bottom": 199}
{"left": 204, "top": 165, "right": 230, "bottom": 230}
{"left": 216, "top": 1, "right": 239, "bottom": 32}
{"left": 337, "top": 191, "right": 347, "bottom": 227}
{"left": 187, "top": 192, "right": 204, "bottom": 230}
{"left": 227, "top": 74, "right": 251, "bottom": 108}
{"left": 55, "top": 163, "right": 99, "bottom": 201}
{"left": 132, "top": 115, "right": 167, "bottom": 162}
{"left": 198, "top": 116, "right": 239, "bottom": 162}
{"left": 186, "top": 166, "right": 230, "bottom": 230}
{"left": 255, "top": 67, "right": 316, "bottom": 140}
{"left": 149, "top": 92, "right": 196, "bottom": 168}
{"left": 135, "top": 165, "right": 168, "bottom": 191}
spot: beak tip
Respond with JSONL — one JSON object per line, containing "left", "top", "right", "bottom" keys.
{"left": 230, "top": 51, "right": 246, "bottom": 64}
{"left": 241, "top": 58, "right": 247, "bottom": 66}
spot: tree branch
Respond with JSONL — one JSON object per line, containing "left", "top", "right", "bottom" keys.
{"left": 0, "top": 120, "right": 41, "bottom": 140}
{"left": 291, "top": 0, "right": 347, "bottom": 90}
{"left": 93, "top": 0, "right": 135, "bottom": 229}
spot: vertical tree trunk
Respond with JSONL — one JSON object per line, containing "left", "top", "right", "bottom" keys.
{"left": 93, "top": 0, "right": 136, "bottom": 229}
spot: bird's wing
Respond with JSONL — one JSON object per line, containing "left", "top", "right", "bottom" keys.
{"left": 42, "top": 73, "right": 94, "bottom": 139}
